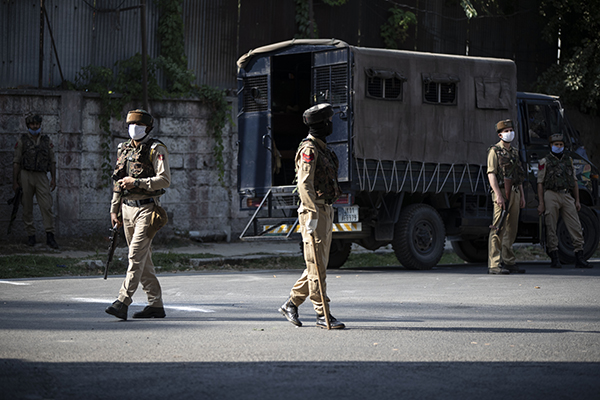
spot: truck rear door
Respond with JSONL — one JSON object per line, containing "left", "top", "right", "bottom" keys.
{"left": 312, "top": 48, "right": 351, "bottom": 182}
{"left": 238, "top": 57, "right": 272, "bottom": 197}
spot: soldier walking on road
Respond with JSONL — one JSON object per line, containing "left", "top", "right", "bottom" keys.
{"left": 537, "top": 134, "right": 592, "bottom": 269}
{"left": 487, "top": 119, "right": 526, "bottom": 274}
{"left": 105, "top": 109, "right": 171, "bottom": 321}
{"left": 279, "top": 103, "right": 345, "bottom": 329}
{"left": 12, "top": 114, "right": 59, "bottom": 249}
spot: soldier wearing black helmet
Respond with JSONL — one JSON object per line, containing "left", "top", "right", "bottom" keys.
{"left": 537, "top": 133, "right": 592, "bottom": 269}
{"left": 278, "top": 103, "right": 345, "bottom": 329}
{"left": 12, "top": 114, "right": 59, "bottom": 249}
{"left": 105, "top": 109, "right": 172, "bottom": 321}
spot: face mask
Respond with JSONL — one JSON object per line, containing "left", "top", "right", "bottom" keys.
{"left": 28, "top": 128, "right": 41, "bottom": 135}
{"left": 128, "top": 124, "right": 147, "bottom": 140}
{"left": 501, "top": 130, "right": 515, "bottom": 143}
{"left": 552, "top": 146, "right": 564, "bottom": 154}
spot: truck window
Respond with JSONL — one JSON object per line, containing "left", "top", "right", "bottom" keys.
{"left": 422, "top": 73, "right": 458, "bottom": 105}
{"left": 243, "top": 75, "right": 268, "bottom": 112}
{"left": 526, "top": 103, "right": 563, "bottom": 144}
{"left": 365, "top": 68, "right": 405, "bottom": 100}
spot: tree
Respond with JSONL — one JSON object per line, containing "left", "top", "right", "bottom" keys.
{"left": 537, "top": 0, "right": 600, "bottom": 115}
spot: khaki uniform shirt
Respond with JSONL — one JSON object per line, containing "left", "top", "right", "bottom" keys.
{"left": 536, "top": 154, "right": 577, "bottom": 185}
{"left": 110, "top": 136, "right": 171, "bottom": 214}
{"left": 295, "top": 134, "right": 326, "bottom": 220}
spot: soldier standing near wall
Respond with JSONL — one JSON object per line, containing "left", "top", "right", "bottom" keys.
{"left": 105, "top": 109, "right": 171, "bottom": 320}
{"left": 278, "top": 103, "right": 345, "bottom": 329}
{"left": 487, "top": 119, "right": 526, "bottom": 274}
{"left": 537, "top": 134, "right": 592, "bottom": 269}
{"left": 12, "top": 114, "right": 59, "bottom": 249}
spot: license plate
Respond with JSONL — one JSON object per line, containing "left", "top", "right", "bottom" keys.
{"left": 338, "top": 205, "right": 359, "bottom": 223}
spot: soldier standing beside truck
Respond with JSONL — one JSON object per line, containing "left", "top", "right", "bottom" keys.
{"left": 537, "top": 134, "right": 592, "bottom": 269}
{"left": 487, "top": 119, "right": 526, "bottom": 274}
{"left": 278, "top": 104, "right": 345, "bottom": 329}
{"left": 12, "top": 114, "right": 59, "bottom": 249}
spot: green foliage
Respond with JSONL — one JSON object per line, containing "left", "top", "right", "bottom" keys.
{"left": 537, "top": 0, "right": 600, "bottom": 115}
{"left": 294, "top": 0, "right": 348, "bottom": 39}
{"left": 381, "top": 6, "right": 417, "bottom": 49}
{"left": 459, "top": 0, "right": 478, "bottom": 19}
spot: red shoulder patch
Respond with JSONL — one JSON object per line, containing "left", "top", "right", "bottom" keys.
{"left": 302, "top": 152, "right": 314, "bottom": 163}
{"left": 15, "top": 142, "right": 19, "bottom": 149}
{"left": 539, "top": 164, "right": 545, "bottom": 171}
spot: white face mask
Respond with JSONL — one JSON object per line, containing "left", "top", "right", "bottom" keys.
{"left": 128, "top": 124, "right": 147, "bottom": 140}
{"left": 501, "top": 130, "right": 515, "bottom": 143}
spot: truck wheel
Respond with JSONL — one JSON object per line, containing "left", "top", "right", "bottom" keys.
{"left": 392, "top": 204, "right": 445, "bottom": 270}
{"left": 556, "top": 204, "right": 600, "bottom": 264}
{"left": 327, "top": 240, "right": 352, "bottom": 269}
{"left": 451, "top": 239, "right": 488, "bottom": 263}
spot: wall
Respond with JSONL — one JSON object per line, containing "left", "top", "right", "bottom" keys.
{"left": 0, "top": 90, "right": 247, "bottom": 242}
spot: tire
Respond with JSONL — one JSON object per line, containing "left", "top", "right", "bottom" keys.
{"left": 451, "top": 239, "right": 488, "bottom": 263}
{"left": 556, "top": 204, "right": 600, "bottom": 264}
{"left": 327, "top": 240, "right": 352, "bottom": 269}
{"left": 392, "top": 204, "right": 446, "bottom": 270}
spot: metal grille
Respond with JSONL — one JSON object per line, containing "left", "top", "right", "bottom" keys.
{"left": 243, "top": 75, "right": 268, "bottom": 112}
{"left": 368, "top": 77, "right": 402, "bottom": 100}
{"left": 423, "top": 82, "right": 456, "bottom": 104}
{"left": 314, "top": 64, "right": 348, "bottom": 105}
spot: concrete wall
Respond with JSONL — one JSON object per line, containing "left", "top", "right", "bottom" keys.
{"left": 0, "top": 90, "right": 248, "bottom": 242}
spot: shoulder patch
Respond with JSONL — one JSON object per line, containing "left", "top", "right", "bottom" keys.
{"left": 302, "top": 152, "right": 314, "bottom": 163}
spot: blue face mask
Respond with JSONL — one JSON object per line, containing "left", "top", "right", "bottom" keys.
{"left": 552, "top": 145, "right": 564, "bottom": 154}
{"left": 28, "top": 128, "right": 41, "bottom": 135}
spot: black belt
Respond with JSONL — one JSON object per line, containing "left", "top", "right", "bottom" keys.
{"left": 123, "top": 198, "right": 154, "bottom": 207}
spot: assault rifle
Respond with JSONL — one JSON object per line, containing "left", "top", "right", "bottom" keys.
{"left": 104, "top": 224, "right": 119, "bottom": 280}
{"left": 7, "top": 188, "right": 22, "bottom": 235}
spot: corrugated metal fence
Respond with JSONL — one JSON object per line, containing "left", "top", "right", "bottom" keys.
{"left": 0, "top": 0, "right": 555, "bottom": 92}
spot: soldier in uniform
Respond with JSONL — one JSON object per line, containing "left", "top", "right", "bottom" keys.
{"left": 537, "top": 134, "right": 592, "bottom": 269}
{"left": 12, "top": 114, "right": 59, "bottom": 249}
{"left": 105, "top": 109, "right": 171, "bottom": 320}
{"left": 279, "top": 103, "right": 345, "bottom": 329}
{"left": 487, "top": 119, "right": 526, "bottom": 274}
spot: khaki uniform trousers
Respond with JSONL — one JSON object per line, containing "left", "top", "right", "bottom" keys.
{"left": 290, "top": 203, "right": 333, "bottom": 315}
{"left": 543, "top": 190, "right": 584, "bottom": 252}
{"left": 488, "top": 188, "right": 520, "bottom": 269}
{"left": 117, "top": 202, "right": 163, "bottom": 307}
{"left": 20, "top": 170, "right": 55, "bottom": 236}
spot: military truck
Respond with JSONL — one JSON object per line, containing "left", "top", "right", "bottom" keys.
{"left": 236, "top": 39, "right": 600, "bottom": 269}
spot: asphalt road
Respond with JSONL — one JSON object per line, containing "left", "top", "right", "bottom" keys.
{"left": 1, "top": 261, "right": 599, "bottom": 399}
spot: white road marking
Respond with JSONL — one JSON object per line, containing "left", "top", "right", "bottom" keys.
{"left": 71, "top": 297, "right": 215, "bottom": 313}
{"left": 0, "top": 280, "right": 31, "bottom": 286}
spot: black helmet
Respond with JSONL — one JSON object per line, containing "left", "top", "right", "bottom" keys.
{"left": 303, "top": 103, "right": 334, "bottom": 126}
{"left": 126, "top": 109, "right": 154, "bottom": 127}
{"left": 548, "top": 133, "right": 564, "bottom": 143}
{"left": 25, "top": 114, "right": 43, "bottom": 125}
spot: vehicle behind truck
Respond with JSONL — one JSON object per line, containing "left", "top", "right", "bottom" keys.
{"left": 236, "top": 39, "right": 600, "bottom": 269}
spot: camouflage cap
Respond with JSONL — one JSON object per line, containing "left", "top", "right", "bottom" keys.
{"left": 496, "top": 119, "right": 513, "bottom": 132}
{"left": 126, "top": 109, "right": 154, "bottom": 127}
{"left": 548, "top": 133, "right": 564, "bottom": 143}
{"left": 25, "top": 114, "right": 43, "bottom": 125}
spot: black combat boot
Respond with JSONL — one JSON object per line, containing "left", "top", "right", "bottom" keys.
{"left": 574, "top": 252, "right": 592, "bottom": 269}
{"left": 133, "top": 306, "right": 166, "bottom": 318}
{"left": 27, "top": 235, "right": 36, "bottom": 247}
{"left": 506, "top": 263, "right": 526, "bottom": 274}
{"left": 105, "top": 300, "right": 128, "bottom": 320}
{"left": 279, "top": 298, "right": 302, "bottom": 327}
{"left": 549, "top": 251, "right": 562, "bottom": 269}
{"left": 46, "top": 232, "right": 59, "bottom": 249}
{"left": 316, "top": 314, "right": 345, "bottom": 329}
{"left": 488, "top": 264, "right": 510, "bottom": 274}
